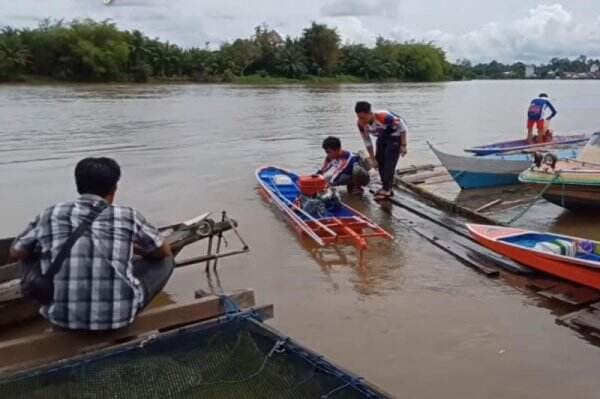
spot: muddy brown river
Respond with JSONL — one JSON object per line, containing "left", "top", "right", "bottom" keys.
{"left": 1, "top": 81, "right": 600, "bottom": 398}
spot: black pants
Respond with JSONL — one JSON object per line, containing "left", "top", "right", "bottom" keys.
{"left": 132, "top": 256, "right": 175, "bottom": 308}
{"left": 376, "top": 136, "right": 401, "bottom": 191}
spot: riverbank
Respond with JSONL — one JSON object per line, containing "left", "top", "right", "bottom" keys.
{"left": 0, "top": 73, "right": 414, "bottom": 86}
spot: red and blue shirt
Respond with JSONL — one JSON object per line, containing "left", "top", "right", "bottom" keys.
{"left": 527, "top": 97, "right": 557, "bottom": 121}
{"left": 318, "top": 150, "right": 358, "bottom": 185}
{"left": 358, "top": 110, "right": 407, "bottom": 148}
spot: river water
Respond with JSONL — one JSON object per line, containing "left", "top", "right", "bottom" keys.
{"left": 1, "top": 81, "right": 600, "bottom": 398}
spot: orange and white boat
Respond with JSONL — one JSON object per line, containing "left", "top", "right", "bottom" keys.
{"left": 467, "top": 224, "right": 600, "bottom": 290}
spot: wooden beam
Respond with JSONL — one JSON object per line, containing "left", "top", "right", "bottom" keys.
{"left": 0, "top": 262, "right": 20, "bottom": 284}
{"left": 0, "top": 300, "right": 40, "bottom": 329}
{"left": 395, "top": 164, "right": 437, "bottom": 176}
{"left": 1, "top": 303, "right": 274, "bottom": 377}
{"left": 0, "top": 289, "right": 255, "bottom": 371}
{"left": 0, "top": 279, "right": 20, "bottom": 302}
{"left": 402, "top": 170, "right": 448, "bottom": 184}
{"left": 475, "top": 199, "right": 503, "bottom": 213}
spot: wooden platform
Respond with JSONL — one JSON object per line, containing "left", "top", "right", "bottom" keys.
{"left": 395, "top": 165, "right": 566, "bottom": 228}
{"left": 392, "top": 164, "right": 600, "bottom": 342}
{"left": 0, "top": 289, "right": 273, "bottom": 376}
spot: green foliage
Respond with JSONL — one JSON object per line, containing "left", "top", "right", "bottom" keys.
{"left": 0, "top": 18, "right": 458, "bottom": 83}
{"left": 300, "top": 22, "right": 341, "bottom": 75}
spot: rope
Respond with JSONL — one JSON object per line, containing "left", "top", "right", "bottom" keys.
{"left": 506, "top": 172, "right": 562, "bottom": 225}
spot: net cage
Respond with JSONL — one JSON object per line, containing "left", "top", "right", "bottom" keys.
{"left": 0, "top": 312, "right": 391, "bottom": 399}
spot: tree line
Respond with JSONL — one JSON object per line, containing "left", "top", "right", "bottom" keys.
{"left": 0, "top": 19, "right": 454, "bottom": 83}
{"left": 455, "top": 55, "right": 600, "bottom": 79}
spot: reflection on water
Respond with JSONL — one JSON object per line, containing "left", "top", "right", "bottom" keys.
{"left": 2, "top": 81, "right": 600, "bottom": 398}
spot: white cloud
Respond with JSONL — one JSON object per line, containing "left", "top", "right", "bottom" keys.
{"left": 321, "top": 16, "right": 378, "bottom": 46}
{"left": 388, "top": 4, "right": 600, "bottom": 63}
{"left": 321, "top": 0, "right": 399, "bottom": 18}
{"left": 1, "top": 1, "right": 600, "bottom": 63}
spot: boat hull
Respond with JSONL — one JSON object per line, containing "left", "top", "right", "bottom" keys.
{"left": 519, "top": 159, "right": 600, "bottom": 210}
{"left": 447, "top": 170, "right": 521, "bottom": 189}
{"left": 429, "top": 141, "right": 579, "bottom": 189}
{"left": 467, "top": 224, "right": 600, "bottom": 290}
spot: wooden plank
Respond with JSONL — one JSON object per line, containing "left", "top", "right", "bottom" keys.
{"left": 526, "top": 277, "right": 559, "bottom": 291}
{"left": 569, "top": 309, "right": 600, "bottom": 331}
{"left": 0, "top": 299, "right": 39, "bottom": 328}
{"left": 0, "top": 238, "right": 13, "bottom": 267}
{"left": 395, "top": 164, "right": 436, "bottom": 176}
{"left": 475, "top": 199, "right": 503, "bottom": 213}
{"left": 410, "top": 226, "right": 499, "bottom": 277}
{"left": 0, "top": 303, "right": 274, "bottom": 377}
{"left": 0, "top": 262, "right": 20, "bottom": 284}
{"left": 0, "top": 289, "right": 255, "bottom": 370}
{"left": 538, "top": 285, "right": 600, "bottom": 306}
{"left": 393, "top": 180, "right": 500, "bottom": 225}
{"left": 402, "top": 170, "right": 448, "bottom": 184}
{"left": 0, "top": 279, "right": 20, "bottom": 302}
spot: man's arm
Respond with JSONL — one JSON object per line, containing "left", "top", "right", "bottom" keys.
{"left": 134, "top": 210, "right": 172, "bottom": 260}
{"left": 398, "top": 117, "right": 408, "bottom": 157}
{"left": 358, "top": 125, "right": 376, "bottom": 166}
{"left": 399, "top": 131, "right": 407, "bottom": 157}
{"left": 136, "top": 241, "right": 172, "bottom": 259}
{"left": 546, "top": 101, "right": 557, "bottom": 120}
{"left": 9, "top": 214, "right": 41, "bottom": 261}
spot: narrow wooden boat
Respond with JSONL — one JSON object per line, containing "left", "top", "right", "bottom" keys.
{"left": 428, "top": 141, "right": 579, "bottom": 189}
{"left": 464, "top": 134, "right": 588, "bottom": 156}
{"left": 256, "top": 166, "right": 392, "bottom": 251}
{"left": 467, "top": 224, "right": 600, "bottom": 290}
{"left": 519, "top": 132, "right": 600, "bottom": 210}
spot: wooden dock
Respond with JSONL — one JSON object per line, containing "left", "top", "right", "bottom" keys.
{"left": 392, "top": 164, "right": 600, "bottom": 342}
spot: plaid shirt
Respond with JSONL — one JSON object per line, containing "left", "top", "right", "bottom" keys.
{"left": 12, "top": 194, "right": 163, "bottom": 330}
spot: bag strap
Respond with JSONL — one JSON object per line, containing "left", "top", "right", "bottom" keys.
{"left": 45, "top": 203, "right": 108, "bottom": 278}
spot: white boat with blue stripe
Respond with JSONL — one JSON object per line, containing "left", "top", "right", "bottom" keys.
{"left": 428, "top": 141, "right": 580, "bottom": 190}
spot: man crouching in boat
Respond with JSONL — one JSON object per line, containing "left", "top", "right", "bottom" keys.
{"left": 9, "top": 157, "right": 173, "bottom": 331}
{"left": 317, "top": 136, "right": 370, "bottom": 195}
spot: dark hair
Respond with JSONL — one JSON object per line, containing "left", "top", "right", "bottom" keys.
{"left": 355, "top": 101, "right": 371, "bottom": 114}
{"left": 539, "top": 93, "right": 548, "bottom": 98}
{"left": 75, "top": 157, "right": 121, "bottom": 197}
{"left": 322, "top": 136, "right": 342, "bottom": 151}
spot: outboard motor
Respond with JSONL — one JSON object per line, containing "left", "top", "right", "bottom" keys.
{"left": 297, "top": 175, "right": 341, "bottom": 218}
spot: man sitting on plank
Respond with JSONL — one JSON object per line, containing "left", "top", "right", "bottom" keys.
{"left": 10, "top": 157, "right": 172, "bottom": 330}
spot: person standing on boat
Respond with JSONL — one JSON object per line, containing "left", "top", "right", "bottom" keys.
{"left": 317, "top": 136, "right": 370, "bottom": 194}
{"left": 355, "top": 101, "right": 408, "bottom": 200}
{"left": 9, "top": 157, "right": 173, "bottom": 331}
{"left": 527, "top": 93, "right": 557, "bottom": 144}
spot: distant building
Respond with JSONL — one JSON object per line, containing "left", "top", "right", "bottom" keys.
{"left": 525, "top": 65, "right": 536, "bottom": 78}
{"left": 591, "top": 64, "right": 600, "bottom": 75}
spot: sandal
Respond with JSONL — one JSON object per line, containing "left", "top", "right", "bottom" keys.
{"left": 374, "top": 190, "right": 393, "bottom": 200}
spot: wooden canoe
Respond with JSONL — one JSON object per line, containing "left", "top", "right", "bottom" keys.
{"left": 467, "top": 224, "right": 600, "bottom": 290}
{"left": 464, "top": 134, "right": 588, "bottom": 156}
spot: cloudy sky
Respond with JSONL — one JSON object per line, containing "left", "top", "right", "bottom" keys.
{"left": 2, "top": 1, "right": 600, "bottom": 63}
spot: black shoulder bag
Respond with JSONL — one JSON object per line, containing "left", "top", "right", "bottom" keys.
{"left": 21, "top": 205, "right": 106, "bottom": 305}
